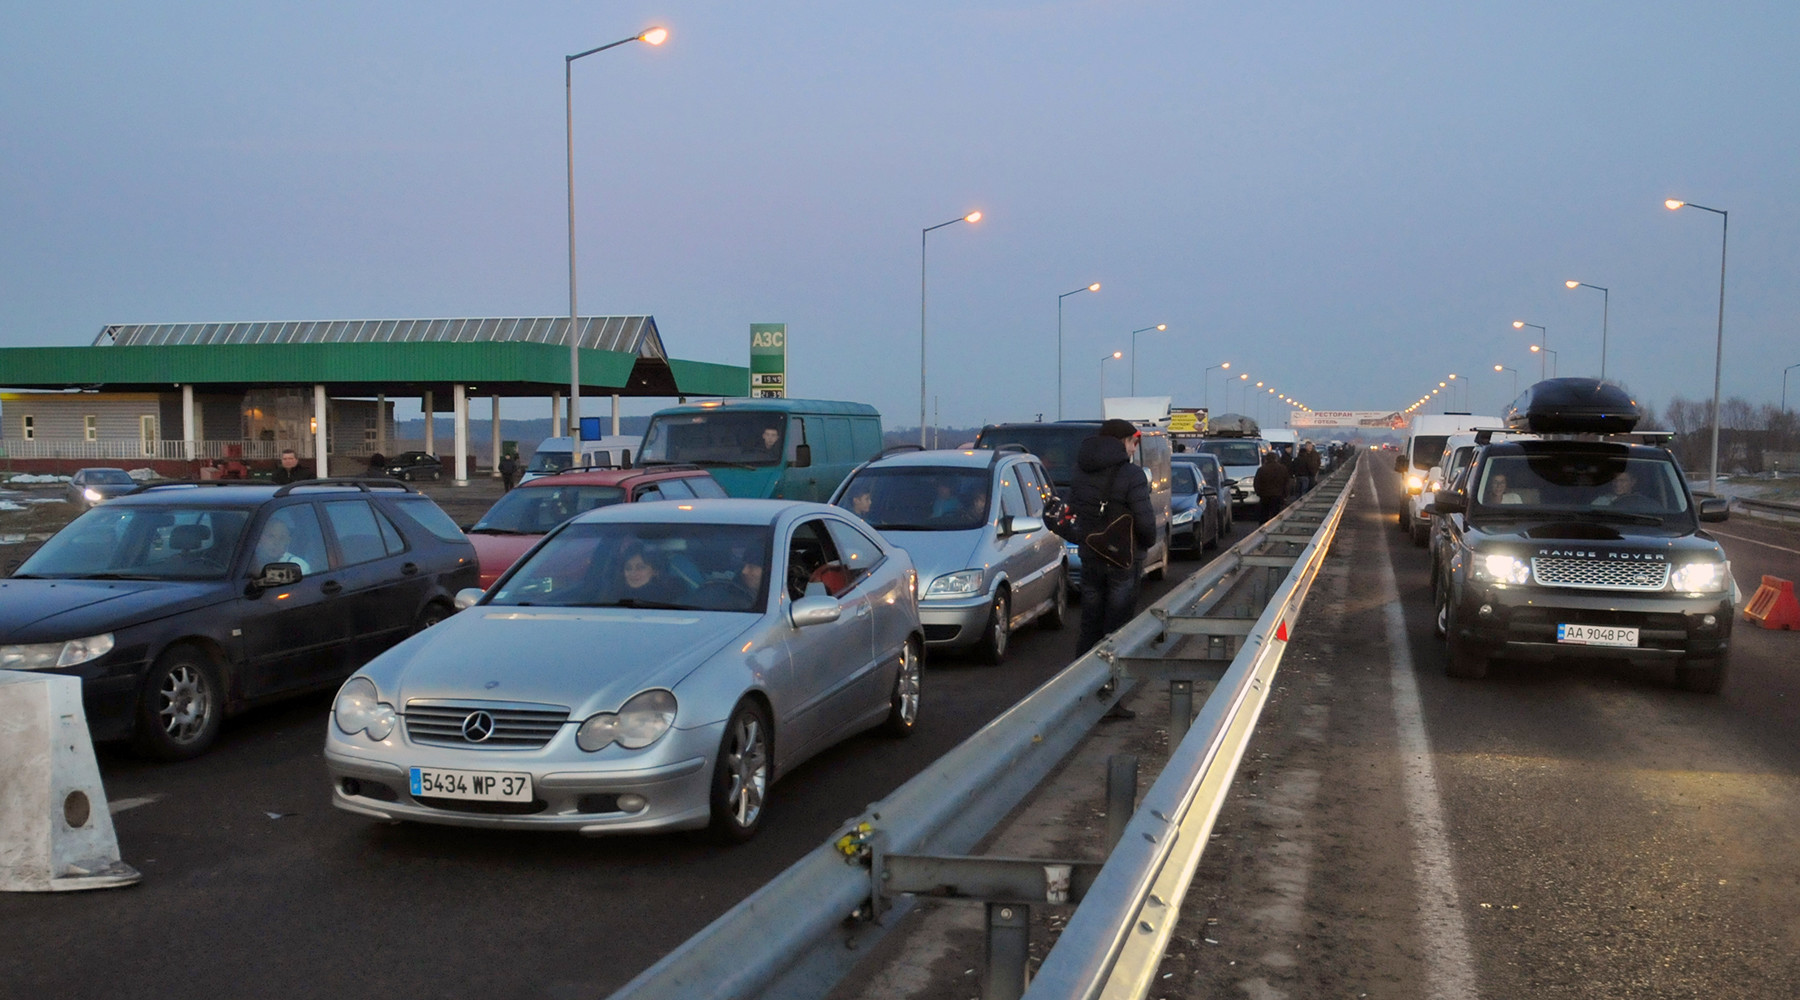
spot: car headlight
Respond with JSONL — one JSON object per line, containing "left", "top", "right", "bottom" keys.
{"left": 1428, "top": 479, "right": 1443, "bottom": 492}
{"left": 1171, "top": 507, "right": 1195, "bottom": 525}
{"left": 1473, "top": 553, "right": 1531, "bottom": 585}
{"left": 924, "top": 569, "right": 986, "bottom": 599}
{"left": 83, "top": 487, "right": 104, "bottom": 502}
{"left": 1670, "top": 560, "right": 1729, "bottom": 593}
{"left": 1406, "top": 474, "right": 1424, "bottom": 493}
{"left": 0, "top": 633, "right": 115, "bottom": 670}
{"left": 333, "top": 676, "right": 396, "bottom": 740}
{"left": 577, "top": 689, "right": 677, "bottom": 752}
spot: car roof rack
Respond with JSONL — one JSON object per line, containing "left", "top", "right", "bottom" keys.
{"left": 273, "top": 477, "right": 418, "bottom": 498}
{"left": 877, "top": 444, "right": 925, "bottom": 458}
{"left": 126, "top": 480, "right": 256, "bottom": 495}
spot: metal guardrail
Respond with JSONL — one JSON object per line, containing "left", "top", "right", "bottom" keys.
{"left": 608, "top": 459, "right": 1357, "bottom": 1000}
{"left": 1730, "top": 495, "right": 1800, "bottom": 524}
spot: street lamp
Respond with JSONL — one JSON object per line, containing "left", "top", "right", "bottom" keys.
{"left": 921, "top": 209, "right": 983, "bottom": 446}
{"left": 1666, "top": 197, "right": 1730, "bottom": 492}
{"left": 1100, "top": 351, "right": 1123, "bottom": 399}
{"left": 1514, "top": 320, "right": 1548, "bottom": 379}
{"left": 567, "top": 26, "right": 668, "bottom": 453}
{"left": 1564, "top": 279, "right": 1611, "bottom": 380}
{"left": 1203, "top": 361, "right": 1230, "bottom": 410}
{"left": 1785, "top": 361, "right": 1800, "bottom": 413}
{"left": 1530, "top": 345, "right": 1559, "bottom": 377}
{"left": 1494, "top": 364, "right": 1519, "bottom": 403}
{"left": 1128, "top": 324, "right": 1167, "bottom": 394}
{"left": 1057, "top": 282, "right": 1101, "bottom": 419}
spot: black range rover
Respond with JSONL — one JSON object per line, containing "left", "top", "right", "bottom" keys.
{"left": 0, "top": 479, "right": 477, "bottom": 758}
{"left": 1428, "top": 379, "right": 1734, "bottom": 692}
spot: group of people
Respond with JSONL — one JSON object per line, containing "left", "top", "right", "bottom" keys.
{"left": 1252, "top": 440, "right": 1325, "bottom": 522}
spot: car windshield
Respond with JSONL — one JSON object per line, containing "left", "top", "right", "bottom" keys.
{"left": 1410, "top": 435, "right": 1449, "bottom": 470}
{"left": 17, "top": 505, "right": 250, "bottom": 580}
{"left": 1472, "top": 454, "right": 1690, "bottom": 521}
{"left": 470, "top": 485, "right": 627, "bottom": 534}
{"left": 1196, "top": 440, "right": 1261, "bottom": 467}
{"left": 640, "top": 411, "right": 786, "bottom": 467}
{"left": 526, "top": 451, "right": 571, "bottom": 475}
{"left": 973, "top": 427, "right": 1082, "bottom": 486}
{"left": 85, "top": 470, "right": 136, "bottom": 485}
{"left": 834, "top": 467, "right": 992, "bottom": 531}
{"left": 489, "top": 521, "right": 774, "bottom": 613}
{"left": 1172, "top": 464, "right": 1200, "bottom": 494}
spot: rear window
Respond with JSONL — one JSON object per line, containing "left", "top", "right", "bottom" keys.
{"left": 973, "top": 426, "right": 1088, "bottom": 486}
{"left": 390, "top": 497, "right": 468, "bottom": 543}
{"left": 1196, "top": 440, "right": 1261, "bottom": 467}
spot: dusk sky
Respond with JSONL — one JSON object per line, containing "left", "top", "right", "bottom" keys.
{"left": 5, "top": 2, "right": 1798, "bottom": 430}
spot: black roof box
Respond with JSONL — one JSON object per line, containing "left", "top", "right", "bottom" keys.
{"left": 1504, "top": 378, "right": 1642, "bottom": 434}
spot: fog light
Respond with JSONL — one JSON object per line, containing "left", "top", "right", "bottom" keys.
{"left": 1478, "top": 603, "right": 1493, "bottom": 618}
{"left": 618, "top": 794, "right": 647, "bottom": 813}
{"left": 341, "top": 778, "right": 361, "bottom": 796}
{"left": 1702, "top": 614, "right": 1717, "bottom": 627}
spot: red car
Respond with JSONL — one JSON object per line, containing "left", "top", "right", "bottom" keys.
{"left": 464, "top": 466, "right": 727, "bottom": 588}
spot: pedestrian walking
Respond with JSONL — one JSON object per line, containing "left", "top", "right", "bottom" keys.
{"left": 1072, "top": 419, "right": 1157, "bottom": 656}
{"left": 499, "top": 451, "right": 520, "bottom": 491}
{"left": 1253, "top": 449, "right": 1291, "bottom": 522}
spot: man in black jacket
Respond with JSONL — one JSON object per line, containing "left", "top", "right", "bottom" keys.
{"left": 1073, "top": 419, "right": 1158, "bottom": 654}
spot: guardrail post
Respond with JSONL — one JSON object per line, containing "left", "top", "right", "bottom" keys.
{"left": 985, "top": 903, "right": 1031, "bottom": 1000}
{"left": 1106, "top": 754, "right": 1138, "bottom": 851}
{"left": 1169, "top": 679, "right": 1194, "bottom": 744}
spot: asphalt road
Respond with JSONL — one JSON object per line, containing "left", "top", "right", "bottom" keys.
{"left": 0, "top": 504, "right": 1214, "bottom": 1000}
{"left": 1175, "top": 460, "right": 1800, "bottom": 998}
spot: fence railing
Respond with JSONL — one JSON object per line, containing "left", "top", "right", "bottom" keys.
{"left": 0, "top": 439, "right": 393, "bottom": 462}
{"left": 608, "top": 457, "right": 1357, "bottom": 1000}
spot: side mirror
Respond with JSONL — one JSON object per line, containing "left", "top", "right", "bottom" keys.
{"left": 1428, "top": 494, "right": 1467, "bottom": 516}
{"left": 1001, "top": 515, "right": 1044, "bottom": 537}
{"left": 1428, "top": 465, "right": 1443, "bottom": 482}
{"left": 1222, "top": 477, "right": 1237, "bottom": 488}
{"left": 1698, "top": 497, "right": 1730, "bottom": 522}
{"left": 1394, "top": 455, "right": 1409, "bottom": 474}
{"left": 789, "top": 594, "right": 841, "bottom": 628}
{"left": 1201, "top": 485, "right": 1218, "bottom": 497}
{"left": 454, "top": 587, "right": 485, "bottom": 610}
{"left": 254, "top": 562, "right": 303, "bottom": 588}
{"left": 792, "top": 443, "right": 812, "bottom": 469}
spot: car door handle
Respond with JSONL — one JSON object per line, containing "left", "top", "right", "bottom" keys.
{"left": 401, "top": 562, "right": 420, "bottom": 576}
{"left": 320, "top": 580, "right": 343, "bottom": 596}
{"left": 855, "top": 604, "right": 871, "bottom": 618}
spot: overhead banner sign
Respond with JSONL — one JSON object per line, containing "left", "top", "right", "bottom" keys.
{"left": 1167, "top": 407, "right": 1208, "bottom": 434}
{"left": 1290, "top": 410, "right": 1408, "bottom": 429}
{"left": 750, "top": 323, "right": 786, "bottom": 398}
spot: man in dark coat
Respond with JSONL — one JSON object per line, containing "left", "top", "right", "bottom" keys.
{"left": 1294, "top": 441, "right": 1322, "bottom": 495}
{"left": 1253, "top": 449, "right": 1291, "bottom": 522}
{"left": 1073, "top": 419, "right": 1158, "bottom": 654}
{"left": 499, "top": 451, "right": 520, "bottom": 491}
{"left": 271, "top": 448, "right": 311, "bottom": 485}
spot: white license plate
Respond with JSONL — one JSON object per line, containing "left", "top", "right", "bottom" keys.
{"left": 409, "top": 766, "right": 533, "bottom": 802}
{"left": 1556, "top": 624, "right": 1639, "bottom": 647}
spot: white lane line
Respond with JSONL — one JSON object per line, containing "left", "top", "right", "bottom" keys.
{"left": 1368, "top": 461, "right": 1480, "bottom": 999}
{"left": 1708, "top": 530, "right": 1800, "bottom": 556}
{"left": 108, "top": 795, "right": 162, "bottom": 815}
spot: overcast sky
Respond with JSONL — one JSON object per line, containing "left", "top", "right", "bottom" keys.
{"left": 4, "top": 1, "right": 1797, "bottom": 429}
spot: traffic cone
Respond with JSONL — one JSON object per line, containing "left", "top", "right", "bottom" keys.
{"left": 1743, "top": 576, "right": 1800, "bottom": 631}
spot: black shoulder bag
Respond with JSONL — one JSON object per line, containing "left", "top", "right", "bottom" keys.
{"left": 1084, "top": 465, "right": 1136, "bottom": 569}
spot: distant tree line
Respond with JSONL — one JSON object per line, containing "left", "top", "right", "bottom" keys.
{"left": 1653, "top": 395, "right": 1800, "bottom": 474}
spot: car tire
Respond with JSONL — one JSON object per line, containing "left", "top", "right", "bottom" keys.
{"left": 1203, "top": 518, "right": 1220, "bottom": 551}
{"left": 707, "top": 699, "right": 772, "bottom": 843}
{"left": 1148, "top": 530, "right": 1167, "bottom": 581}
{"left": 1432, "top": 575, "right": 1450, "bottom": 641}
{"left": 131, "top": 644, "right": 226, "bottom": 761}
{"left": 977, "top": 590, "right": 1011, "bottom": 665}
{"left": 1410, "top": 519, "right": 1429, "bottom": 547}
{"left": 1675, "top": 656, "right": 1728, "bottom": 694}
{"left": 414, "top": 601, "right": 453, "bottom": 634}
{"left": 882, "top": 639, "right": 922, "bottom": 737}
{"left": 1040, "top": 567, "right": 1069, "bottom": 630}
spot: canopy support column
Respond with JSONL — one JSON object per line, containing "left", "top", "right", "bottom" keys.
{"left": 453, "top": 384, "right": 469, "bottom": 486}
{"left": 313, "top": 385, "right": 329, "bottom": 478}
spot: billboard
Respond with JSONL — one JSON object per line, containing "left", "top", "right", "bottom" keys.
{"left": 750, "top": 323, "right": 785, "bottom": 398}
{"left": 1290, "top": 410, "right": 1408, "bottom": 429}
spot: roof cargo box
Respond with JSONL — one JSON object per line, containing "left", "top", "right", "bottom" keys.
{"left": 1205, "top": 412, "right": 1260, "bottom": 437}
{"left": 1504, "top": 378, "right": 1642, "bottom": 434}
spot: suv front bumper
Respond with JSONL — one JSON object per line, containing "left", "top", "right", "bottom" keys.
{"left": 1451, "top": 583, "right": 1732, "bottom": 662}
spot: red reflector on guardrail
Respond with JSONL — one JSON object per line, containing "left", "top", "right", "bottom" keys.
{"left": 1744, "top": 575, "right": 1800, "bottom": 630}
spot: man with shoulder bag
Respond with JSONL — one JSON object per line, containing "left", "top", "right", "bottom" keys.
{"left": 1073, "top": 419, "right": 1158, "bottom": 655}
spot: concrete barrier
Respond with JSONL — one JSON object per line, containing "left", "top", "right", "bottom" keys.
{"left": 0, "top": 670, "right": 140, "bottom": 892}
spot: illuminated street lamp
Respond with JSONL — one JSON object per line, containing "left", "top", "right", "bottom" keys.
{"left": 1057, "top": 283, "right": 1101, "bottom": 419}
{"left": 567, "top": 26, "right": 668, "bottom": 450}
{"left": 1129, "top": 324, "right": 1168, "bottom": 394}
{"left": 1494, "top": 363, "right": 1519, "bottom": 401}
{"left": 920, "top": 209, "right": 983, "bottom": 446}
{"left": 1100, "top": 351, "right": 1123, "bottom": 399}
{"left": 1564, "top": 279, "right": 1611, "bottom": 379}
{"left": 1203, "top": 361, "right": 1230, "bottom": 409}
{"left": 1514, "top": 320, "right": 1548, "bottom": 379}
{"left": 1530, "top": 345, "right": 1559, "bottom": 377}
{"left": 1665, "top": 197, "right": 1730, "bottom": 491}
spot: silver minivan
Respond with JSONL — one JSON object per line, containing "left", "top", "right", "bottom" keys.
{"left": 830, "top": 448, "right": 1066, "bottom": 664}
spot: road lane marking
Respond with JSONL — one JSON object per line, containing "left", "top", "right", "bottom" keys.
{"left": 108, "top": 795, "right": 161, "bottom": 815}
{"left": 1369, "top": 460, "right": 1479, "bottom": 999}
{"left": 1708, "top": 530, "right": 1800, "bottom": 556}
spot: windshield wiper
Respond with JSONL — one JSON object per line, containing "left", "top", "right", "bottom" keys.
{"left": 466, "top": 527, "right": 531, "bottom": 535}
{"left": 689, "top": 460, "right": 758, "bottom": 470}
{"left": 872, "top": 523, "right": 943, "bottom": 531}
{"left": 77, "top": 572, "right": 164, "bottom": 580}
{"left": 1559, "top": 509, "right": 1669, "bottom": 526}
{"left": 595, "top": 598, "right": 691, "bottom": 610}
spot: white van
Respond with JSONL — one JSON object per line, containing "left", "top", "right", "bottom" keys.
{"left": 520, "top": 435, "right": 638, "bottom": 484}
{"left": 1396, "top": 414, "right": 1498, "bottom": 539}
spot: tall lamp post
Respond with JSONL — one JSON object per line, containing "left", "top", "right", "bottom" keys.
{"left": 1530, "top": 345, "right": 1559, "bottom": 377}
{"left": 1564, "top": 279, "right": 1610, "bottom": 379}
{"left": 1099, "top": 351, "right": 1123, "bottom": 399}
{"left": 1494, "top": 364, "right": 1519, "bottom": 405}
{"left": 1128, "top": 324, "right": 1167, "bottom": 394}
{"left": 1057, "top": 283, "right": 1101, "bottom": 419}
{"left": 1665, "top": 198, "right": 1730, "bottom": 492}
{"left": 1203, "top": 362, "right": 1230, "bottom": 409}
{"left": 1513, "top": 321, "right": 1548, "bottom": 379}
{"left": 1784, "top": 361, "right": 1800, "bottom": 413}
{"left": 567, "top": 26, "right": 668, "bottom": 454}
{"left": 920, "top": 210, "right": 983, "bottom": 447}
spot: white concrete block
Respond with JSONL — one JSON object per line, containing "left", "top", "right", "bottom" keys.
{"left": 0, "top": 670, "right": 140, "bottom": 891}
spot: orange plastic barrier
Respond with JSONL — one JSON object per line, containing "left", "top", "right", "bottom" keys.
{"left": 1743, "top": 575, "right": 1800, "bottom": 630}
